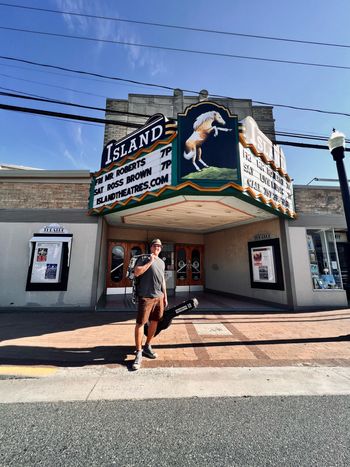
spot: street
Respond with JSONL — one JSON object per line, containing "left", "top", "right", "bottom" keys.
{"left": 0, "top": 395, "right": 349, "bottom": 467}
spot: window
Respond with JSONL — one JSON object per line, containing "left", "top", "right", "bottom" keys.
{"left": 111, "top": 245, "right": 125, "bottom": 284}
{"left": 306, "top": 229, "right": 342, "bottom": 290}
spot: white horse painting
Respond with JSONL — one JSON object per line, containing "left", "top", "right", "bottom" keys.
{"left": 183, "top": 111, "right": 231, "bottom": 172}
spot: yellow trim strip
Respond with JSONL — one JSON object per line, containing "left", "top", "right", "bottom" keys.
{"left": 0, "top": 365, "right": 57, "bottom": 377}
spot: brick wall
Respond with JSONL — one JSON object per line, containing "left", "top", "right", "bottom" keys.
{"left": 0, "top": 182, "right": 90, "bottom": 209}
{"left": 294, "top": 186, "right": 344, "bottom": 215}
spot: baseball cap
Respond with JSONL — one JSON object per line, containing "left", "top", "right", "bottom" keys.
{"left": 150, "top": 238, "right": 162, "bottom": 247}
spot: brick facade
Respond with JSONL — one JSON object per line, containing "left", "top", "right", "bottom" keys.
{"left": 294, "top": 186, "right": 344, "bottom": 215}
{"left": 0, "top": 182, "right": 90, "bottom": 209}
{"left": 0, "top": 171, "right": 92, "bottom": 210}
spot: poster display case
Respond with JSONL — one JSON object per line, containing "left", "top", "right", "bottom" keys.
{"left": 26, "top": 224, "right": 73, "bottom": 291}
{"left": 248, "top": 238, "right": 284, "bottom": 290}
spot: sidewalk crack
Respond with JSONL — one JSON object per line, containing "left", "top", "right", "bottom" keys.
{"left": 85, "top": 370, "right": 104, "bottom": 401}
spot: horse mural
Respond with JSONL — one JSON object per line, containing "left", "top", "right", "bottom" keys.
{"left": 183, "top": 110, "right": 232, "bottom": 172}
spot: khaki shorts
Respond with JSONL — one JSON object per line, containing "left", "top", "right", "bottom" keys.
{"left": 136, "top": 296, "right": 164, "bottom": 325}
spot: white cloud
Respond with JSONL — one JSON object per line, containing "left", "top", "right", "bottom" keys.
{"left": 72, "top": 123, "right": 83, "bottom": 147}
{"left": 56, "top": 0, "right": 91, "bottom": 32}
{"left": 38, "top": 119, "right": 90, "bottom": 169}
{"left": 55, "top": 0, "right": 166, "bottom": 75}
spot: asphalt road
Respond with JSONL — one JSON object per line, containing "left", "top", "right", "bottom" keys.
{"left": 0, "top": 395, "right": 349, "bottom": 466}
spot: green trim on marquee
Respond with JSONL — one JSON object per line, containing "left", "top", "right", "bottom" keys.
{"left": 88, "top": 176, "right": 95, "bottom": 210}
{"left": 90, "top": 182, "right": 292, "bottom": 220}
{"left": 171, "top": 137, "right": 178, "bottom": 186}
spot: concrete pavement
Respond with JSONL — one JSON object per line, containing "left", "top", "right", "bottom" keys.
{"left": 1, "top": 366, "right": 350, "bottom": 403}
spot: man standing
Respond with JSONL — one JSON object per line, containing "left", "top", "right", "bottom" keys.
{"left": 132, "top": 238, "right": 168, "bottom": 370}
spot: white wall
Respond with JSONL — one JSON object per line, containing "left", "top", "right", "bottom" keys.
{"left": 204, "top": 219, "right": 289, "bottom": 305}
{"left": 286, "top": 227, "right": 347, "bottom": 308}
{"left": 0, "top": 222, "right": 98, "bottom": 309}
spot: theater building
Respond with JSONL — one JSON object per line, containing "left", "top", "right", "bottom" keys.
{"left": 0, "top": 90, "right": 348, "bottom": 311}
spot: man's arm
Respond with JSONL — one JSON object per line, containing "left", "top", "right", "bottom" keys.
{"left": 134, "top": 255, "right": 155, "bottom": 277}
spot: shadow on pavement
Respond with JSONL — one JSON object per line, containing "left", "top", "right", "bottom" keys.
{"left": 0, "top": 335, "right": 349, "bottom": 367}
{"left": 0, "top": 311, "right": 135, "bottom": 342}
{"left": 0, "top": 345, "right": 132, "bottom": 368}
{"left": 155, "top": 334, "right": 350, "bottom": 350}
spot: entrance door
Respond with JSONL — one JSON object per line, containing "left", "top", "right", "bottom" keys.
{"left": 107, "top": 241, "right": 146, "bottom": 290}
{"left": 175, "top": 245, "right": 204, "bottom": 289}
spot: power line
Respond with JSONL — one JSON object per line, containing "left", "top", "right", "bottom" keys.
{"left": 0, "top": 69, "right": 155, "bottom": 100}
{"left": 2, "top": 89, "right": 348, "bottom": 144}
{"left": 0, "top": 71, "right": 111, "bottom": 98}
{"left": 0, "top": 68, "right": 176, "bottom": 105}
{"left": 274, "top": 131, "right": 350, "bottom": 145}
{"left": 0, "top": 60, "right": 155, "bottom": 90}
{"left": 0, "top": 102, "right": 141, "bottom": 127}
{"left": 1, "top": 54, "right": 350, "bottom": 119}
{"left": 1, "top": 101, "right": 349, "bottom": 152}
{"left": 1, "top": 25, "right": 350, "bottom": 72}
{"left": 0, "top": 54, "right": 180, "bottom": 93}
{"left": 0, "top": 1, "right": 349, "bottom": 50}
{"left": 0, "top": 90, "right": 152, "bottom": 119}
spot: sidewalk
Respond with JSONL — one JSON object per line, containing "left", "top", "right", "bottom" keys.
{"left": 0, "top": 307, "right": 349, "bottom": 369}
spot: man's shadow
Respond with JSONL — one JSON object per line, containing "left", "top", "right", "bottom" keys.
{"left": 0, "top": 344, "right": 133, "bottom": 369}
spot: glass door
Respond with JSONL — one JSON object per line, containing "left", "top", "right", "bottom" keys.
{"left": 107, "top": 241, "right": 146, "bottom": 289}
{"left": 175, "top": 245, "right": 204, "bottom": 287}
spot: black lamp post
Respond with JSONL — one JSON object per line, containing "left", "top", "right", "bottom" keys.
{"left": 328, "top": 130, "right": 350, "bottom": 242}
{"left": 328, "top": 129, "right": 350, "bottom": 296}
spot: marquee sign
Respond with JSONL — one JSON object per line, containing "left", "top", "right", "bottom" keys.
{"left": 241, "top": 116, "right": 286, "bottom": 172}
{"left": 93, "top": 143, "right": 172, "bottom": 208}
{"left": 239, "top": 145, "right": 294, "bottom": 210}
{"left": 100, "top": 114, "right": 169, "bottom": 169}
{"left": 90, "top": 102, "right": 295, "bottom": 218}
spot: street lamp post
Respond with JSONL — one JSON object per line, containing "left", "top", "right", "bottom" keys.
{"left": 328, "top": 130, "right": 350, "bottom": 243}
{"left": 328, "top": 129, "right": 350, "bottom": 297}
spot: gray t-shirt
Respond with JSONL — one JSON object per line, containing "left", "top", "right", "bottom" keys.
{"left": 136, "top": 255, "right": 165, "bottom": 298}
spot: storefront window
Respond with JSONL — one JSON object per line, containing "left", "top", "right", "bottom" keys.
{"left": 307, "top": 229, "right": 342, "bottom": 290}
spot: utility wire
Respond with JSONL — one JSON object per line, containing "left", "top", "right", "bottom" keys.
{"left": 0, "top": 25, "right": 349, "bottom": 72}
{"left": 2, "top": 89, "right": 348, "bottom": 144}
{"left": 0, "top": 1, "right": 349, "bottom": 50}
{"left": 1, "top": 101, "right": 349, "bottom": 151}
{"left": 0, "top": 69, "right": 154, "bottom": 99}
{"left": 0, "top": 90, "right": 152, "bottom": 119}
{"left": 0, "top": 102, "right": 140, "bottom": 127}
{"left": 1, "top": 55, "right": 350, "bottom": 119}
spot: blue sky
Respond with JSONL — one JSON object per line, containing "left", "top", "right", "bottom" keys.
{"left": 1, "top": 0, "right": 350, "bottom": 184}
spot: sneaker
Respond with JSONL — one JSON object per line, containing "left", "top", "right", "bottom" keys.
{"left": 143, "top": 344, "right": 158, "bottom": 359}
{"left": 132, "top": 350, "right": 142, "bottom": 370}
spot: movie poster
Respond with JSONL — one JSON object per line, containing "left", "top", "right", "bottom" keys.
{"left": 31, "top": 242, "right": 62, "bottom": 283}
{"left": 177, "top": 102, "right": 239, "bottom": 182}
{"left": 251, "top": 246, "right": 276, "bottom": 283}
